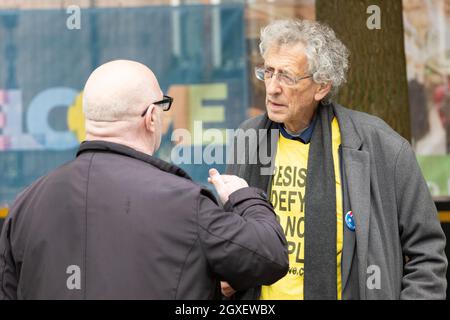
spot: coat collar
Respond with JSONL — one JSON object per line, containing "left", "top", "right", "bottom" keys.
{"left": 332, "top": 103, "right": 370, "bottom": 298}
{"left": 77, "top": 140, "right": 192, "bottom": 181}
{"left": 332, "top": 103, "right": 363, "bottom": 150}
{"left": 259, "top": 102, "right": 364, "bottom": 149}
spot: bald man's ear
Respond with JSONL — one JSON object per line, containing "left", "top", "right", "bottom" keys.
{"left": 144, "top": 105, "right": 158, "bottom": 133}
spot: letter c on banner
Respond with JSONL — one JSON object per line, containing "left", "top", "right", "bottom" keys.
{"left": 27, "top": 87, "right": 79, "bottom": 150}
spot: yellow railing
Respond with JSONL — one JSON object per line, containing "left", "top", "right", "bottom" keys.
{"left": 439, "top": 211, "right": 450, "bottom": 223}
{"left": 1, "top": 207, "right": 450, "bottom": 222}
{"left": 0, "top": 207, "right": 8, "bottom": 219}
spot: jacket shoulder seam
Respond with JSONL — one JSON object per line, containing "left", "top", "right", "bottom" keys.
{"left": 347, "top": 110, "right": 405, "bottom": 143}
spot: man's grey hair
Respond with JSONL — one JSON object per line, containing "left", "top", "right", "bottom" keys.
{"left": 259, "top": 19, "right": 350, "bottom": 101}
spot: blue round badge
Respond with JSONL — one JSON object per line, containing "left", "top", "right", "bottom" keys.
{"left": 345, "top": 211, "right": 356, "bottom": 231}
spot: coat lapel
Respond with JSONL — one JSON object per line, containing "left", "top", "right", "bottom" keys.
{"left": 340, "top": 145, "right": 355, "bottom": 292}
{"left": 334, "top": 104, "right": 371, "bottom": 299}
{"left": 342, "top": 147, "right": 370, "bottom": 299}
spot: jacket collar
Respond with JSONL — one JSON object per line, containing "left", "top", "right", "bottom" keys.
{"left": 332, "top": 103, "right": 363, "bottom": 150}
{"left": 77, "top": 140, "right": 192, "bottom": 181}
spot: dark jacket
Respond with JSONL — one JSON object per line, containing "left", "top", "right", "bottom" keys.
{"left": 227, "top": 103, "right": 447, "bottom": 299}
{"left": 0, "top": 140, "right": 288, "bottom": 299}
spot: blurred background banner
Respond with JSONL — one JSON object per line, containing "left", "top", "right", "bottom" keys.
{"left": 0, "top": 3, "right": 248, "bottom": 211}
{"left": 0, "top": 0, "right": 449, "bottom": 300}
{"left": 403, "top": 0, "right": 450, "bottom": 198}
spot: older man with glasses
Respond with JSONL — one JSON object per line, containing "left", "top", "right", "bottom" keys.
{"left": 0, "top": 59, "right": 288, "bottom": 299}
{"left": 226, "top": 19, "right": 447, "bottom": 300}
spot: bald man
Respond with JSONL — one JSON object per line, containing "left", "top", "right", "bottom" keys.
{"left": 0, "top": 60, "right": 288, "bottom": 299}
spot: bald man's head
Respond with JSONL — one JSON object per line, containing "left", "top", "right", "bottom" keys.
{"left": 83, "top": 60, "right": 162, "bottom": 121}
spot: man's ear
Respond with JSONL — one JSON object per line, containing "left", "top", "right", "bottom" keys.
{"left": 144, "top": 105, "right": 157, "bottom": 133}
{"left": 314, "top": 83, "right": 332, "bottom": 102}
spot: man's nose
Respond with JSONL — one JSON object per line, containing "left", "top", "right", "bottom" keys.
{"left": 266, "top": 76, "right": 282, "bottom": 95}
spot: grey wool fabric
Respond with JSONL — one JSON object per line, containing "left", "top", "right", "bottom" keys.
{"left": 304, "top": 103, "right": 337, "bottom": 300}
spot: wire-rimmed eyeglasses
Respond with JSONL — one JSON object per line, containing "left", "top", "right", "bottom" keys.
{"left": 255, "top": 67, "right": 312, "bottom": 86}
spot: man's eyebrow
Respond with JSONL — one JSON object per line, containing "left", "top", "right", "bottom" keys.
{"left": 264, "top": 65, "right": 287, "bottom": 74}
{"left": 263, "top": 64, "right": 296, "bottom": 75}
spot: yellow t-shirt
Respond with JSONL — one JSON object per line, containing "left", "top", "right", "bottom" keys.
{"left": 260, "top": 117, "right": 343, "bottom": 300}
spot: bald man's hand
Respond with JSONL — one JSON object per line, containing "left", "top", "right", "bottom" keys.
{"left": 208, "top": 169, "right": 248, "bottom": 204}
{"left": 221, "top": 281, "right": 236, "bottom": 298}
